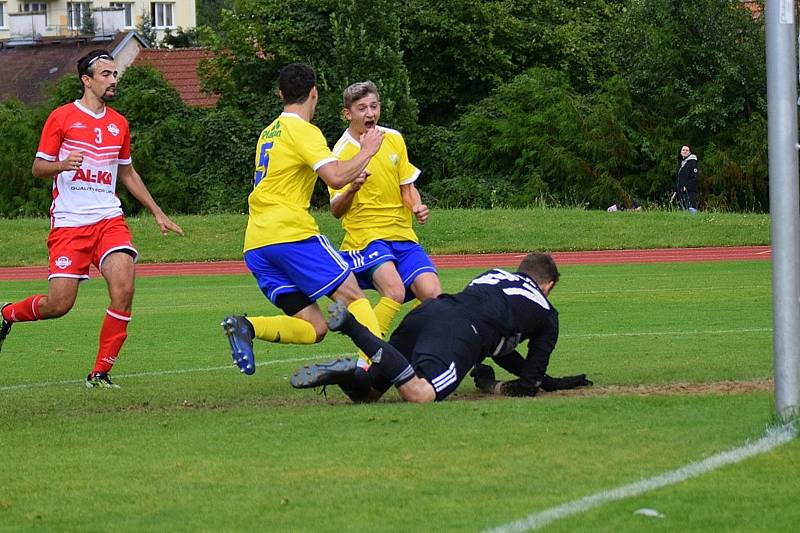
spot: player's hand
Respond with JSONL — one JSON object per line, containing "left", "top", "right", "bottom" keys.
{"left": 541, "top": 374, "right": 593, "bottom": 391}
{"left": 359, "top": 128, "right": 384, "bottom": 157}
{"left": 351, "top": 170, "right": 369, "bottom": 192}
{"left": 60, "top": 151, "right": 84, "bottom": 172}
{"left": 155, "top": 213, "right": 184, "bottom": 236}
{"left": 412, "top": 203, "right": 429, "bottom": 224}
{"left": 470, "top": 363, "right": 497, "bottom": 394}
{"left": 499, "top": 378, "right": 539, "bottom": 397}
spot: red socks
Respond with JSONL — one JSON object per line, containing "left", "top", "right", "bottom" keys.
{"left": 3, "top": 299, "right": 131, "bottom": 374}
{"left": 2, "top": 295, "right": 44, "bottom": 322}
{"left": 92, "top": 309, "right": 131, "bottom": 373}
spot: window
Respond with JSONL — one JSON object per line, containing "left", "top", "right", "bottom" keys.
{"left": 151, "top": 2, "right": 174, "bottom": 28}
{"left": 67, "top": 2, "right": 92, "bottom": 30}
{"left": 110, "top": 2, "right": 133, "bottom": 27}
{"left": 19, "top": 2, "right": 46, "bottom": 12}
{"left": 0, "top": 3, "right": 5, "bottom": 28}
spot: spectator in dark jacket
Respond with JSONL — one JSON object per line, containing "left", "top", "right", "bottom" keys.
{"left": 675, "top": 145, "right": 698, "bottom": 213}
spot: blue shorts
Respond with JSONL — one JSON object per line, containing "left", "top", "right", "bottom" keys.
{"left": 341, "top": 240, "right": 436, "bottom": 302}
{"left": 244, "top": 235, "right": 350, "bottom": 305}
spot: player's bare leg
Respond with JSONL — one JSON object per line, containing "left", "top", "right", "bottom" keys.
{"left": 292, "top": 303, "right": 328, "bottom": 342}
{"left": 395, "top": 376, "right": 436, "bottom": 403}
{"left": 36, "top": 278, "right": 81, "bottom": 319}
{"left": 409, "top": 271, "right": 442, "bottom": 302}
{"left": 371, "top": 262, "right": 406, "bottom": 303}
{"left": 100, "top": 252, "right": 135, "bottom": 313}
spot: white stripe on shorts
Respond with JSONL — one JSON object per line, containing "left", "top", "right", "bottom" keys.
{"left": 431, "top": 362, "right": 457, "bottom": 392}
{"left": 349, "top": 250, "right": 364, "bottom": 269}
{"left": 317, "top": 235, "right": 349, "bottom": 269}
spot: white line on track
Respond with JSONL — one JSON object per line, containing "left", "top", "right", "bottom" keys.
{"left": 486, "top": 423, "right": 798, "bottom": 532}
{"left": 0, "top": 355, "right": 321, "bottom": 391}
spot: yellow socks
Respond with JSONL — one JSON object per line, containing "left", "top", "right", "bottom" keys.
{"left": 347, "top": 298, "right": 383, "bottom": 365}
{"left": 373, "top": 297, "right": 402, "bottom": 337}
{"left": 245, "top": 315, "right": 317, "bottom": 344}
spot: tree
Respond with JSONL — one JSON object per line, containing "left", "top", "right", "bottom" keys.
{"left": 608, "top": 0, "right": 765, "bottom": 138}
{"left": 316, "top": 0, "right": 418, "bottom": 138}
{"left": 196, "top": 0, "right": 234, "bottom": 27}
{"left": 398, "top": 0, "right": 625, "bottom": 125}
{"left": 136, "top": 11, "right": 158, "bottom": 47}
{"left": 162, "top": 27, "right": 203, "bottom": 48}
{"left": 0, "top": 100, "right": 50, "bottom": 217}
{"left": 429, "top": 68, "right": 637, "bottom": 208}
{"left": 80, "top": 8, "right": 96, "bottom": 35}
{"left": 200, "top": 0, "right": 334, "bottom": 117}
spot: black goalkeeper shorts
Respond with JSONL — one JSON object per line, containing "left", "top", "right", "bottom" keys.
{"left": 388, "top": 300, "right": 483, "bottom": 401}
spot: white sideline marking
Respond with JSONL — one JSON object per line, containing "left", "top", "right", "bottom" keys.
{"left": 0, "top": 327, "right": 770, "bottom": 390}
{"left": 0, "top": 355, "right": 326, "bottom": 391}
{"left": 486, "top": 423, "right": 798, "bottom": 533}
{"left": 562, "top": 327, "right": 771, "bottom": 339}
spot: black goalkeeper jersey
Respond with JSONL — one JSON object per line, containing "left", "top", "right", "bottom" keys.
{"left": 436, "top": 268, "right": 559, "bottom": 384}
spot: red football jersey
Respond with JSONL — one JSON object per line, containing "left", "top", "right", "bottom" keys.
{"left": 36, "top": 100, "right": 132, "bottom": 228}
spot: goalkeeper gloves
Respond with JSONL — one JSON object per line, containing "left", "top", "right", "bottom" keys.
{"left": 470, "top": 363, "right": 498, "bottom": 394}
{"left": 472, "top": 366, "right": 593, "bottom": 396}
{"left": 540, "top": 374, "right": 593, "bottom": 391}
{"left": 499, "top": 378, "right": 539, "bottom": 397}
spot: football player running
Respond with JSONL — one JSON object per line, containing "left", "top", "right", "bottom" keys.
{"left": 221, "top": 64, "right": 385, "bottom": 375}
{"left": 0, "top": 49, "right": 184, "bottom": 388}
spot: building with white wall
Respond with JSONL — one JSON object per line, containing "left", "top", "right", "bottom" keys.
{"left": 0, "top": 1, "right": 196, "bottom": 42}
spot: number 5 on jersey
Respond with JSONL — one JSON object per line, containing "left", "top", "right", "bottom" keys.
{"left": 253, "top": 142, "right": 273, "bottom": 187}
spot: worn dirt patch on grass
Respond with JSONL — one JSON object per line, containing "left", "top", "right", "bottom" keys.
{"left": 542, "top": 378, "right": 774, "bottom": 398}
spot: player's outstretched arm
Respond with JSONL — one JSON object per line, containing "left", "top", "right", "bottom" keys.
{"left": 540, "top": 374, "right": 593, "bottom": 391}
{"left": 470, "top": 363, "right": 539, "bottom": 396}
{"left": 118, "top": 164, "right": 184, "bottom": 236}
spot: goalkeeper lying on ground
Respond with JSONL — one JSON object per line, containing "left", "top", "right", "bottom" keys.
{"left": 290, "top": 252, "right": 591, "bottom": 403}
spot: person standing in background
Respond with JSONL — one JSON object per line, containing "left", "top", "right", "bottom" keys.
{"left": 675, "top": 145, "right": 699, "bottom": 213}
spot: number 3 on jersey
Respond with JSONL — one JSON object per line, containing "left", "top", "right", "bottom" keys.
{"left": 253, "top": 142, "right": 273, "bottom": 187}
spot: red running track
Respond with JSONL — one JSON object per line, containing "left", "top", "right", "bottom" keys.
{"left": 0, "top": 246, "right": 771, "bottom": 281}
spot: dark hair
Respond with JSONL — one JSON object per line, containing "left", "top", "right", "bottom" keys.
{"left": 77, "top": 49, "right": 114, "bottom": 79}
{"left": 278, "top": 63, "right": 317, "bottom": 105}
{"left": 518, "top": 253, "right": 560, "bottom": 286}
{"left": 343, "top": 81, "right": 379, "bottom": 108}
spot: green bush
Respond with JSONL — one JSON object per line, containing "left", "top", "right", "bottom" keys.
{"left": 192, "top": 107, "right": 262, "bottom": 213}
{"left": 0, "top": 100, "right": 50, "bottom": 217}
{"left": 0, "top": 1, "right": 772, "bottom": 215}
{"left": 441, "top": 69, "right": 637, "bottom": 208}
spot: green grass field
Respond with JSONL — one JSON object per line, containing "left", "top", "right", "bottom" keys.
{"left": 0, "top": 208, "right": 771, "bottom": 266}
{"left": 2, "top": 261, "right": 797, "bottom": 531}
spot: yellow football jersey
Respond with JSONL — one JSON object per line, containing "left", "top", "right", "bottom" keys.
{"left": 244, "top": 113, "right": 337, "bottom": 252}
{"left": 329, "top": 126, "right": 421, "bottom": 251}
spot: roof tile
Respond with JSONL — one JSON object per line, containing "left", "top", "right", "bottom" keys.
{"left": 132, "top": 48, "right": 219, "bottom": 108}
